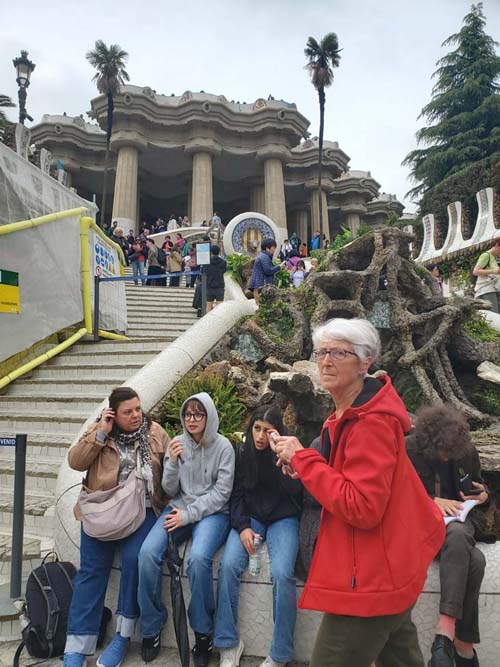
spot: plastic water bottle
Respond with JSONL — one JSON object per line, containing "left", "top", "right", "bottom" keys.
{"left": 248, "top": 536, "right": 263, "bottom": 577}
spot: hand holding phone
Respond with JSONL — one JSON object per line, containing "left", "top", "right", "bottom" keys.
{"left": 98, "top": 408, "right": 115, "bottom": 434}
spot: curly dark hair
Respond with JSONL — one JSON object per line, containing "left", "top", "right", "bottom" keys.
{"left": 412, "top": 403, "right": 472, "bottom": 461}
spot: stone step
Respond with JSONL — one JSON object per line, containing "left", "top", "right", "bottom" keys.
{"left": 46, "top": 351, "right": 158, "bottom": 366}
{"left": 0, "top": 455, "right": 60, "bottom": 491}
{"left": 0, "top": 433, "right": 72, "bottom": 459}
{"left": 0, "top": 531, "right": 46, "bottom": 581}
{"left": 7, "top": 378, "right": 120, "bottom": 397}
{"left": 32, "top": 361, "right": 144, "bottom": 377}
{"left": 125, "top": 285, "right": 192, "bottom": 294}
{"left": 0, "top": 412, "right": 83, "bottom": 435}
{"left": 0, "top": 489, "right": 56, "bottom": 537}
{"left": 126, "top": 319, "right": 197, "bottom": 330}
{"left": 126, "top": 291, "right": 194, "bottom": 300}
{"left": 70, "top": 339, "right": 171, "bottom": 353}
{"left": 124, "top": 328, "right": 192, "bottom": 338}
{"left": 0, "top": 395, "right": 102, "bottom": 414}
{"left": 127, "top": 311, "right": 198, "bottom": 320}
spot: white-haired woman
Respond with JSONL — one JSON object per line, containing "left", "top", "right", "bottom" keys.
{"left": 273, "top": 318, "right": 445, "bottom": 667}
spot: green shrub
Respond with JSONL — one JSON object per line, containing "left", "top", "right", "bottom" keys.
{"left": 463, "top": 312, "right": 500, "bottom": 342}
{"left": 273, "top": 266, "right": 291, "bottom": 289}
{"left": 356, "top": 223, "right": 372, "bottom": 237}
{"left": 473, "top": 386, "right": 500, "bottom": 417}
{"left": 257, "top": 294, "right": 294, "bottom": 343}
{"left": 162, "top": 372, "right": 246, "bottom": 445}
{"left": 225, "top": 253, "right": 252, "bottom": 284}
{"left": 310, "top": 249, "right": 327, "bottom": 263}
{"left": 331, "top": 227, "right": 353, "bottom": 253}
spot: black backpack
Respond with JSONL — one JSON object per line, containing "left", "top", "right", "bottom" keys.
{"left": 13, "top": 553, "right": 76, "bottom": 667}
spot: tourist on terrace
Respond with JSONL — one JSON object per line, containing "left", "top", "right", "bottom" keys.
{"left": 289, "top": 231, "right": 301, "bottom": 252}
{"left": 182, "top": 215, "right": 191, "bottom": 227}
{"left": 168, "top": 246, "right": 183, "bottom": 287}
{"left": 187, "top": 243, "right": 198, "bottom": 287}
{"left": 111, "top": 227, "right": 129, "bottom": 265}
{"left": 299, "top": 242, "right": 308, "bottom": 258}
{"left": 138, "top": 392, "right": 235, "bottom": 667}
{"left": 247, "top": 238, "right": 285, "bottom": 304}
{"left": 206, "top": 244, "right": 227, "bottom": 311}
{"left": 62, "top": 387, "right": 169, "bottom": 667}
{"left": 310, "top": 230, "right": 321, "bottom": 251}
{"left": 146, "top": 239, "right": 162, "bottom": 286}
{"left": 167, "top": 214, "right": 178, "bottom": 231}
{"left": 285, "top": 250, "right": 301, "bottom": 271}
{"left": 130, "top": 238, "right": 146, "bottom": 286}
{"left": 214, "top": 405, "right": 302, "bottom": 667}
{"left": 407, "top": 404, "right": 492, "bottom": 667}
{"left": 428, "top": 264, "right": 444, "bottom": 296}
{"left": 291, "top": 260, "right": 306, "bottom": 288}
{"left": 472, "top": 235, "right": 500, "bottom": 314}
{"left": 272, "top": 318, "right": 445, "bottom": 667}
{"left": 279, "top": 239, "right": 293, "bottom": 261}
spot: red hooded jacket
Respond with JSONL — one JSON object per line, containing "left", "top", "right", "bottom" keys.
{"left": 292, "top": 375, "right": 445, "bottom": 617}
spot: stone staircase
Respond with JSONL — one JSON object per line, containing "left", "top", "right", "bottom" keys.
{"left": 0, "top": 276, "right": 198, "bottom": 587}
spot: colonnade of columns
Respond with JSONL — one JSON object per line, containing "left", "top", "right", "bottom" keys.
{"left": 110, "top": 144, "right": 306, "bottom": 242}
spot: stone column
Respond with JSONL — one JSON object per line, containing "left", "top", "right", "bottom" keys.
{"left": 294, "top": 209, "right": 309, "bottom": 248}
{"left": 250, "top": 183, "right": 265, "bottom": 214}
{"left": 346, "top": 212, "right": 361, "bottom": 236}
{"left": 264, "top": 158, "right": 287, "bottom": 230}
{"left": 111, "top": 145, "right": 139, "bottom": 233}
{"left": 187, "top": 184, "right": 192, "bottom": 223}
{"left": 191, "top": 152, "right": 213, "bottom": 225}
{"left": 310, "top": 189, "right": 329, "bottom": 242}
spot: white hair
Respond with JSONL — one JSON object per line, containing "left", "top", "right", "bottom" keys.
{"left": 312, "top": 318, "right": 381, "bottom": 362}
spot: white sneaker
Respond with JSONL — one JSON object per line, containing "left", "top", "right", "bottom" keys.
{"left": 258, "top": 657, "right": 288, "bottom": 667}
{"left": 220, "top": 639, "right": 244, "bottom": 667}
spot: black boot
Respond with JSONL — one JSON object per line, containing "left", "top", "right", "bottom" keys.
{"left": 192, "top": 632, "right": 213, "bottom": 667}
{"left": 429, "top": 635, "right": 455, "bottom": 667}
{"left": 141, "top": 632, "right": 162, "bottom": 663}
{"left": 454, "top": 648, "right": 479, "bottom": 667}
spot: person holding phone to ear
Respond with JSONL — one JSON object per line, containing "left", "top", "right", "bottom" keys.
{"left": 213, "top": 405, "right": 302, "bottom": 667}
{"left": 407, "top": 403, "right": 493, "bottom": 667}
{"left": 63, "top": 387, "right": 169, "bottom": 667}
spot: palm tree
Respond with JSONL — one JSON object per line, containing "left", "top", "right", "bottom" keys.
{"left": 86, "top": 40, "right": 130, "bottom": 227}
{"left": 305, "top": 34, "right": 341, "bottom": 245}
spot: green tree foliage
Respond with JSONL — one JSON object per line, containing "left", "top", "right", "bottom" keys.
{"left": 305, "top": 33, "right": 341, "bottom": 243}
{"left": 86, "top": 41, "right": 130, "bottom": 226}
{"left": 403, "top": 3, "right": 500, "bottom": 205}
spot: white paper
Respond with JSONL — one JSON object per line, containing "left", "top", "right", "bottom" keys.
{"left": 444, "top": 499, "right": 479, "bottom": 525}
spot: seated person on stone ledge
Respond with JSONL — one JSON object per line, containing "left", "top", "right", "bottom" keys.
{"left": 213, "top": 404, "right": 302, "bottom": 667}
{"left": 407, "top": 403, "right": 495, "bottom": 667}
{"left": 138, "top": 392, "right": 235, "bottom": 667}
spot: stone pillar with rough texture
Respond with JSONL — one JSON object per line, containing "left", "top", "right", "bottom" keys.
{"left": 310, "top": 189, "right": 329, "bottom": 242}
{"left": 250, "top": 183, "right": 265, "bottom": 214}
{"left": 111, "top": 145, "right": 139, "bottom": 232}
{"left": 191, "top": 152, "right": 213, "bottom": 225}
{"left": 264, "top": 158, "right": 287, "bottom": 231}
{"left": 346, "top": 212, "right": 361, "bottom": 236}
{"left": 294, "top": 209, "right": 309, "bottom": 248}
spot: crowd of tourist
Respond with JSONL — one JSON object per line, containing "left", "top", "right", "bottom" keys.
{"left": 61, "top": 314, "right": 494, "bottom": 667}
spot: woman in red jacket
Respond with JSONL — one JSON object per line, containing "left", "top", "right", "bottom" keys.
{"left": 274, "top": 318, "right": 445, "bottom": 667}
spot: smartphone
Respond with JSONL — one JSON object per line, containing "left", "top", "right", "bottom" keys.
{"left": 465, "top": 487, "right": 483, "bottom": 496}
{"left": 459, "top": 473, "right": 482, "bottom": 496}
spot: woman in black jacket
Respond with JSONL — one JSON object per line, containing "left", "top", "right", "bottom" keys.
{"left": 213, "top": 405, "right": 302, "bottom": 667}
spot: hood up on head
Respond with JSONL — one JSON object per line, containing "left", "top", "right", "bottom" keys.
{"left": 411, "top": 402, "right": 473, "bottom": 461}
{"left": 179, "top": 391, "right": 219, "bottom": 445}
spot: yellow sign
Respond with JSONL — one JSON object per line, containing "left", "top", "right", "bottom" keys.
{"left": 0, "top": 269, "right": 20, "bottom": 314}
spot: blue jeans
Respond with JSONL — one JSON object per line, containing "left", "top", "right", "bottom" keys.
{"left": 138, "top": 505, "right": 230, "bottom": 638}
{"left": 65, "top": 509, "right": 157, "bottom": 655}
{"left": 131, "top": 259, "right": 145, "bottom": 285}
{"left": 214, "top": 516, "right": 299, "bottom": 663}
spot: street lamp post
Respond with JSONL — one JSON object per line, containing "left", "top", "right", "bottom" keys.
{"left": 13, "top": 50, "right": 35, "bottom": 125}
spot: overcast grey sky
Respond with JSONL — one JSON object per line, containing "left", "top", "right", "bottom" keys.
{"left": 1, "top": 0, "right": 499, "bottom": 211}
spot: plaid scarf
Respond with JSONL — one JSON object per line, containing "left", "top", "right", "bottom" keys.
{"left": 114, "top": 417, "right": 154, "bottom": 497}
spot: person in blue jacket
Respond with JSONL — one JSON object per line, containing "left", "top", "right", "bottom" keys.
{"left": 248, "top": 238, "right": 285, "bottom": 303}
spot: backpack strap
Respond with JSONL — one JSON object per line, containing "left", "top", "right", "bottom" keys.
{"left": 31, "top": 566, "right": 60, "bottom": 656}
{"left": 13, "top": 641, "right": 25, "bottom": 667}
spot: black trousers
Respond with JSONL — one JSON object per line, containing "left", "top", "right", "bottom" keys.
{"left": 439, "top": 519, "right": 485, "bottom": 643}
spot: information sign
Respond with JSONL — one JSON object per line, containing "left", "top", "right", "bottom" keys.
{"left": 0, "top": 269, "right": 20, "bottom": 314}
{"left": 196, "top": 242, "right": 211, "bottom": 266}
{"left": 0, "top": 437, "right": 16, "bottom": 446}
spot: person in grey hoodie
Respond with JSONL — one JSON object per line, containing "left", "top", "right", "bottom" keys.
{"left": 138, "top": 392, "right": 235, "bottom": 667}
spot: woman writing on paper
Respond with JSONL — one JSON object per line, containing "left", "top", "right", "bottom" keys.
{"left": 407, "top": 403, "right": 492, "bottom": 667}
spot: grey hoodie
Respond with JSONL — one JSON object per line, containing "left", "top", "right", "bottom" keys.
{"left": 162, "top": 392, "right": 235, "bottom": 525}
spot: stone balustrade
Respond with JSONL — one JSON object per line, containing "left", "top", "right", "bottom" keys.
{"left": 415, "top": 187, "right": 498, "bottom": 264}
